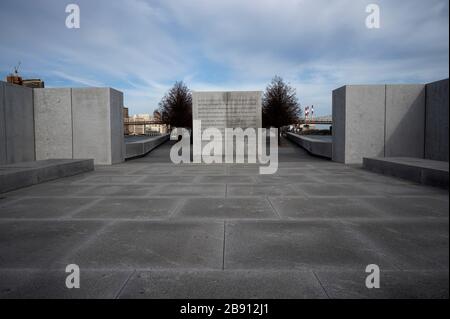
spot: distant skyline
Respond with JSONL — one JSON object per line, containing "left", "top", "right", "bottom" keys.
{"left": 0, "top": 0, "right": 448, "bottom": 116}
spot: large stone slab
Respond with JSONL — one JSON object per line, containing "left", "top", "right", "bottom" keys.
{"left": 0, "top": 83, "right": 6, "bottom": 165}
{"left": 0, "top": 197, "right": 98, "bottom": 219}
{"left": 72, "top": 88, "right": 125, "bottom": 165}
{"left": 72, "top": 198, "right": 180, "bottom": 219}
{"left": 227, "top": 184, "right": 300, "bottom": 197}
{"left": 3, "top": 183, "right": 91, "bottom": 197}
{"left": 331, "top": 86, "right": 346, "bottom": 163}
{"left": 293, "top": 183, "right": 376, "bottom": 197}
{"left": 358, "top": 196, "right": 449, "bottom": 218}
{"left": 0, "top": 220, "right": 106, "bottom": 269}
{"left": 118, "top": 270, "right": 327, "bottom": 299}
{"left": 75, "top": 174, "right": 144, "bottom": 184}
{"left": 0, "top": 269, "right": 132, "bottom": 299}
{"left": 155, "top": 184, "right": 226, "bottom": 197}
{"left": 357, "top": 181, "right": 447, "bottom": 196}
{"left": 192, "top": 91, "right": 262, "bottom": 157}
{"left": 195, "top": 175, "right": 254, "bottom": 183}
{"left": 312, "top": 173, "right": 372, "bottom": 183}
{"left": 225, "top": 221, "right": 397, "bottom": 271}
{"left": 2, "top": 82, "right": 35, "bottom": 164}
{"left": 332, "top": 85, "right": 386, "bottom": 164}
{"left": 425, "top": 79, "right": 449, "bottom": 162}
{"left": 67, "top": 221, "right": 224, "bottom": 269}
{"left": 109, "top": 89, "right": 126, "bottom": 164}
{"left": 343, "top": 220, "right": 449, "bottom": 270}
{"left": 254, "top": 174, "right": 320, "bottom": 184}
{"left": 34, "top": 88, "right": 73, "bottom": 160}
{"left": 137, "top": 175, "right": 197, "bottom": 183}
{"left": 75, "top": 184, "right": 157, "bottom": 197}
{"left": 176, "top": 198, "right": 277, "bottom": 219}
{"left": 315, "top": 270, "right": 448, "bottom": 299}
{"left": 269, "top": 197, "right": 384, "bottom": 219}
{"left": 385, "top": 85, "right": 425, "bottom": 157}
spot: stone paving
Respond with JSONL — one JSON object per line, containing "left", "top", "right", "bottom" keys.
{"left": 0, "top": 139, "right": 448, "bottom": 298}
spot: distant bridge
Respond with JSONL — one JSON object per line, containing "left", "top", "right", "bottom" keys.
{"left": 297, "top": 115, "right": 332, "bottom": 125}
{"left": 124, "top": 119, "right": 165, "bottom": 125}
{"left": 124, "top": 115, "right": 333, "bottom": 126}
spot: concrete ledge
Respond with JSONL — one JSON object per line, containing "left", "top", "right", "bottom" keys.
{"left": 125, "top": 134, "right": 169, "bottom": 159}
{"left": 0, "top": 159, "right": 94, "bottom": 193}
{"left": 286, "top": 133, "right": 332, "bottom": 159}
{"left": 363, "top": 157, "right": 449, "bottom": 189}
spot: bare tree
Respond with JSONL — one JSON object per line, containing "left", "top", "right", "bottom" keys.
{"left": 158, "top": 81, "right": 192, "bottom": 128}
{"left": 262, "top": 76, "right": 301, "bottom": 143}
{"left": 153, "top": 110, "right": 162, "bottom": 121}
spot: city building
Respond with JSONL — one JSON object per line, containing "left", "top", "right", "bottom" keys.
{"left": 123, "top": 107, "right": 130, "bottom": 135}
{"left": 6, "top": 76, "right": 44, "bottom": 88}
{"left": 124, "top": 112, "right": 168, "bottom": 136}
{"left": 6, "top": 74, "right": 23, "bottom": 85}
{"left": 22, "top": 79, "right": 45, "bottom": 88}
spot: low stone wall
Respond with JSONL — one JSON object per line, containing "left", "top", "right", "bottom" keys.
{"left": 0, "top": 159, "right": 94, "bottom": 193}
{"left": 286, "top": 133, "right": 332, "bottom": 159}
{"left": 363, "top": 157, "right": 449, "bottom": 189}
{"left": 125, "top": 134, "right": 169, "bottom": 159}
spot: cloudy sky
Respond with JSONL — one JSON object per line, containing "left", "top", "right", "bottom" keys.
{"left": 0, "top": 0, "right": 448, "bottom": 115}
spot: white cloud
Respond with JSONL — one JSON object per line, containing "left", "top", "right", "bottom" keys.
{"left": 51, "top": 71, "right": 105, "bottom": 87}
{"left": 0, "top": 0, "right": 448, "bottom": 115}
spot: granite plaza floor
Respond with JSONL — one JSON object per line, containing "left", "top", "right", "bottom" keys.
{"left": 0, "top": 139, "right": 448, "bottom": 299}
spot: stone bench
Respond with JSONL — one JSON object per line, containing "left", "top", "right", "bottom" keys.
{"left": 0, "top": 159, "right": 94, "bottom": 193}
{"left": 125, "top": 134, "right": 169, "bottom": 159}
{"left": 363, "top": 157, "right": 449, "bottom": 189}
{"left": 286, "top": 133, "right": 332, "bottom": 159}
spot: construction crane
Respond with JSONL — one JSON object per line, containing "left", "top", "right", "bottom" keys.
{"left": 13, "top": 62, "right": 21, "bottom": 76}
{"left": 6, "top": 62, "right": 23, "bottom": 85}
